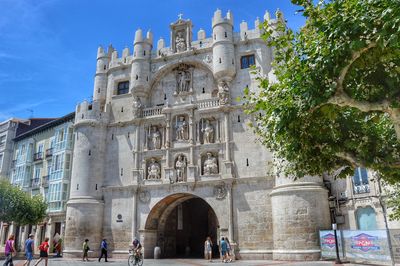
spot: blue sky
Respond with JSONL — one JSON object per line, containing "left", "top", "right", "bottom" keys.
{"left": 0, "top": 0, "right": 306, "bottom": 121}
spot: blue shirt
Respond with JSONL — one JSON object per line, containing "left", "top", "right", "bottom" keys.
{"left": 220, "top": 239, "right": 227, "bottom": 252}
{"left": 25, "top": 239, "right": 34, "bottom": 253}
{"left": 101, "top": 240, "right": 107, "bottom": 249}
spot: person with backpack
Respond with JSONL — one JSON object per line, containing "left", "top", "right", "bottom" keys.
{"left": 3, "top": 234, "right": 15, "bottom": 266}
{"left": 98, "top": 239, "right": 108, "bottom": 262}
{"left": 33, "top": 237, "right": 49, "bottom": 266}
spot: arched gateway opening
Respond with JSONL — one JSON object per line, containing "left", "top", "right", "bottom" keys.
{"left": 144, "top": 193, "right": 219, "bottom": 258}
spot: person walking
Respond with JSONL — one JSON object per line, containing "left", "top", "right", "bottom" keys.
{"left": 33, "top": 237, "right": 49, "bottom": 266}
{"left": 204, "top": 236, "right": 213, "bottom": 262}
{"left": 54, "top": 238, "right": 62, "bottom": 257}
{"left": 23, "top": 234, "right": 35, "bottom": 266}
{"left": 98, "top": 239, "right": 108, "bottom": 262}
{"left": 220, "top": 237, "right": 228, "bottom": 263}
{"left": 225, "top": 237, "right": 233, "bottom": 262}
{"left": 82, "top": 239, "right": 90, "bottom": 262}
{"left": 3, "top": 234, "right": 15, "bottom": 266}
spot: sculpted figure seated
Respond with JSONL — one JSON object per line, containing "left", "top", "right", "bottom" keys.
{"left": 147, "top": 158, "right": 161, "bottom": 179}
{"left": 203, "top": 152, "right": 218, "bottom": 175}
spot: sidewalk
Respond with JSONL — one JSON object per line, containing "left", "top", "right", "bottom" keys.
{"left": 3, "top": 257, "right": 375, "bottom": 266}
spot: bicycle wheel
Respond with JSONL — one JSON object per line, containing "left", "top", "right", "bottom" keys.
{"left": 128, "top": 255, "right": 135, "bottom": 266}
{"left": 137, "top": 254, "right": 144, "bottom": 266}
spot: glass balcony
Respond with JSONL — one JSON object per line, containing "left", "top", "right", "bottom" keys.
{"left": 45, "top": 148, "right": 53, "bottom": 158}
{"left": 354, "top": 184, "right": 370, "bottom": 194}
{"left": 42, "top": 175, "right": 49, "bottom": 187}
{"left": 33, "top": 152, "right": 43, "bottom": 161}
{"left": 31, "top": 178, "right": 40, "bottom": 188}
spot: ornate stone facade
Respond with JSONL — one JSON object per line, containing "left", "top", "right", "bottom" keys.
{"left": 63, "top": 10, "right": 332, "bottom": 261}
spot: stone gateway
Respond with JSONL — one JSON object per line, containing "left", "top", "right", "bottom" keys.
{"left": 63, "top": 10, "right": 331, "bottom": 260}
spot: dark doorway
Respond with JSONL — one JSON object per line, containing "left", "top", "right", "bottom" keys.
{"left": 162, "top": 198, "right": 218, "bottom": 258}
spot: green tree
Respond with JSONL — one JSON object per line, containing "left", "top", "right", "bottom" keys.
{"left": 0, "top": 180, "right": 47, "bottom": 225}
{"left": 245, "top": 0, "right": 400, "bottom": 180}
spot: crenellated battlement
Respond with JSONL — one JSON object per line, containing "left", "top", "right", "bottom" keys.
{"left": 102, "top": 9, "right": 285, "bottom": 66}
{"left": 212, "top": 9, "right": 233, "bottom": 27}
{"left": 75, "top": 100, "right": 110, "bottom": 126}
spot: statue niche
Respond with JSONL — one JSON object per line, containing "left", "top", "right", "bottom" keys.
{"left": 202, "top": 152, "right": 219, "bottom": 175}
{"left": 147, "top": 158, "right": 161, "bottom": 180}
{"left": 175, "top": 154, "right": 187, "bottom": 182}
{"left": 200, "top": 119, "right": 215, "bottom": 144}
{"left": 175, "top": 115, "right": 189, "bottom": 141}
{"left": 147, "top": 125, "right": 162, "bottom": 150}
{"left": 174, "top": 64, "right": 193, "bottom": 95}
{"left": 175, "top": 30, "right": 186, "bottom": 53}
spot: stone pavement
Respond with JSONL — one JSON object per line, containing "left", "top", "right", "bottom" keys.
{"left": 4, "top": 257, "right": 373, "bottom": 266}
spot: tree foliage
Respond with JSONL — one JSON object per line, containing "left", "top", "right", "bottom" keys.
{"left": 0, "top": 180, "right": 47, "bottom": 225}
{"left": 245, "top": 0, "right": 400, "bottom": 183}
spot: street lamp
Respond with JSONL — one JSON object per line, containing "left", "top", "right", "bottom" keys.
{"left": 332, "top": 223, "right": 342, "bottom": 264}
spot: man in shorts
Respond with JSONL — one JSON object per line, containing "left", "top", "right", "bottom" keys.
{"left": 23, "top": 234, "right": 35, "bottom": 266}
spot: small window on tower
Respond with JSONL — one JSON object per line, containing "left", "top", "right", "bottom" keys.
{"left": 117, "top": 81, "right": 129, "bottom": 95}
{"left": 240, "top": 54, "right": 255, "bottom": 69}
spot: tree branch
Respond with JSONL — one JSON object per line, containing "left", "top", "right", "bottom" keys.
{"left": 335, "top": 152, "right": 364, "bottom": 168}
{"left": 335, "top": 42, "right": 376, "bottom": 94}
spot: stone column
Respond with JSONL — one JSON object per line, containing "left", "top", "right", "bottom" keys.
{"left": 165, "top": 113, "right": 171, "bottom": 149}
{"left": 270, "top": 176, "right": 330, "bottom": 261}
{"left": 223, "top": 112, "right": 230, "bottom": 161}
{"left": 131, "top": 189, "right": 138, "bottom": 241}
{"left": 140, "top": 229, "right": 157, "bottom": 259}
{"left": 227, "top": 183, "right": 234, "bottom": 242}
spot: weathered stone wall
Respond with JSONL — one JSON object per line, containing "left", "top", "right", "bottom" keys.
{"left": 233, "top": 178, "right": 274, "bottom": 259}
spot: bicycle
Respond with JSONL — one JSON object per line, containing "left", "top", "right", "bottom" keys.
{"left": 128, "top": 249, "right": 143, "bottom": 266}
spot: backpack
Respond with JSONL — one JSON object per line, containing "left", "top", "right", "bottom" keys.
{"left": 39, "top": 242, "right": 47, "bottom": 251}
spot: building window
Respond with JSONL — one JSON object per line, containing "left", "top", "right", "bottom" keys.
{"left": 0, "top": 153, "right": 3, "bottom": 170}
{"left": 117, "top": 81, "right": 129, "bottom": 95}
{"left": 240, "top": 54, "right": 255, "bottom": 69}
{"left": 0, "top": 135, "right": 6, "bottom": 147}
{"left": 352, "top": 167, "right": 370, "bottom": 194}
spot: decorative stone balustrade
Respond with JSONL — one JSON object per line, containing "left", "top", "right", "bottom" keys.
{"left": 197, "top": 98, "right": 220, "bottom": 109}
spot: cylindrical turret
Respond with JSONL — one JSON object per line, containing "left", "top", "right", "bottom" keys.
{"left": 130, "top": 29, "right": 152, "bottom": 96}
{"left": 64, "top": 106, "right": 107, "bottom": 257}
{"left": 212, "top": 9, "right": 236, "bottom": 81}
{"left": 270, "top": 175, "right": 330, "bottom": 260}
{"left": 93, "top": 45, "right": 111, "bottom": 107}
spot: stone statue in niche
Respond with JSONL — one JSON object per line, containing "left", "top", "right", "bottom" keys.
{"left": 218, "top": 81, "right": 230, "bottom": 105}
{"left": 203, "top": 152, "right": 218, "bottom": 175}
{"left": 147, "top": 158, "right": 161, "bottom": 179}
{"left": 149, "top": 126, "right": 161, "bottom": 150}
{"left": 175, "top": 70, "right": 191, "bottom": 94}
{"left": 176, "top": 116, "right": 188, "bottom": 140}
{"left": 175, "top": 31, "right": 186, "bottom": 53}
{"left": 175, "top": 155, "right": 187, "bottom": 182}
{"left": 201, "top": 119, "right": 214, "bottom": 144}
{"left": 132, "top": 96, "right": 143, "bottom": 118}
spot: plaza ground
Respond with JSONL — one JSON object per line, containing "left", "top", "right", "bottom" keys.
{"left": 3, "top": 257, "right": 374, "bottom": 266}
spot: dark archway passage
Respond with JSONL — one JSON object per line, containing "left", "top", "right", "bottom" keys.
{"left": 145, "top": 194, "right": 219, "bottom": 258}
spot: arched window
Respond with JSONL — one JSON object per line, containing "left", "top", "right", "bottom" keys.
{"left": 356, "top": 206, "right": 377, "bottom": 230}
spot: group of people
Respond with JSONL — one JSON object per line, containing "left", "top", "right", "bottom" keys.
{"left": 82, "top": 237, "right": 142, "bottom": 263}
{"left": 204, "top": 236, "right": 233, "bottom": 263}
{"left": 3, "top": 234, "right": 51, "bottom": 266}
